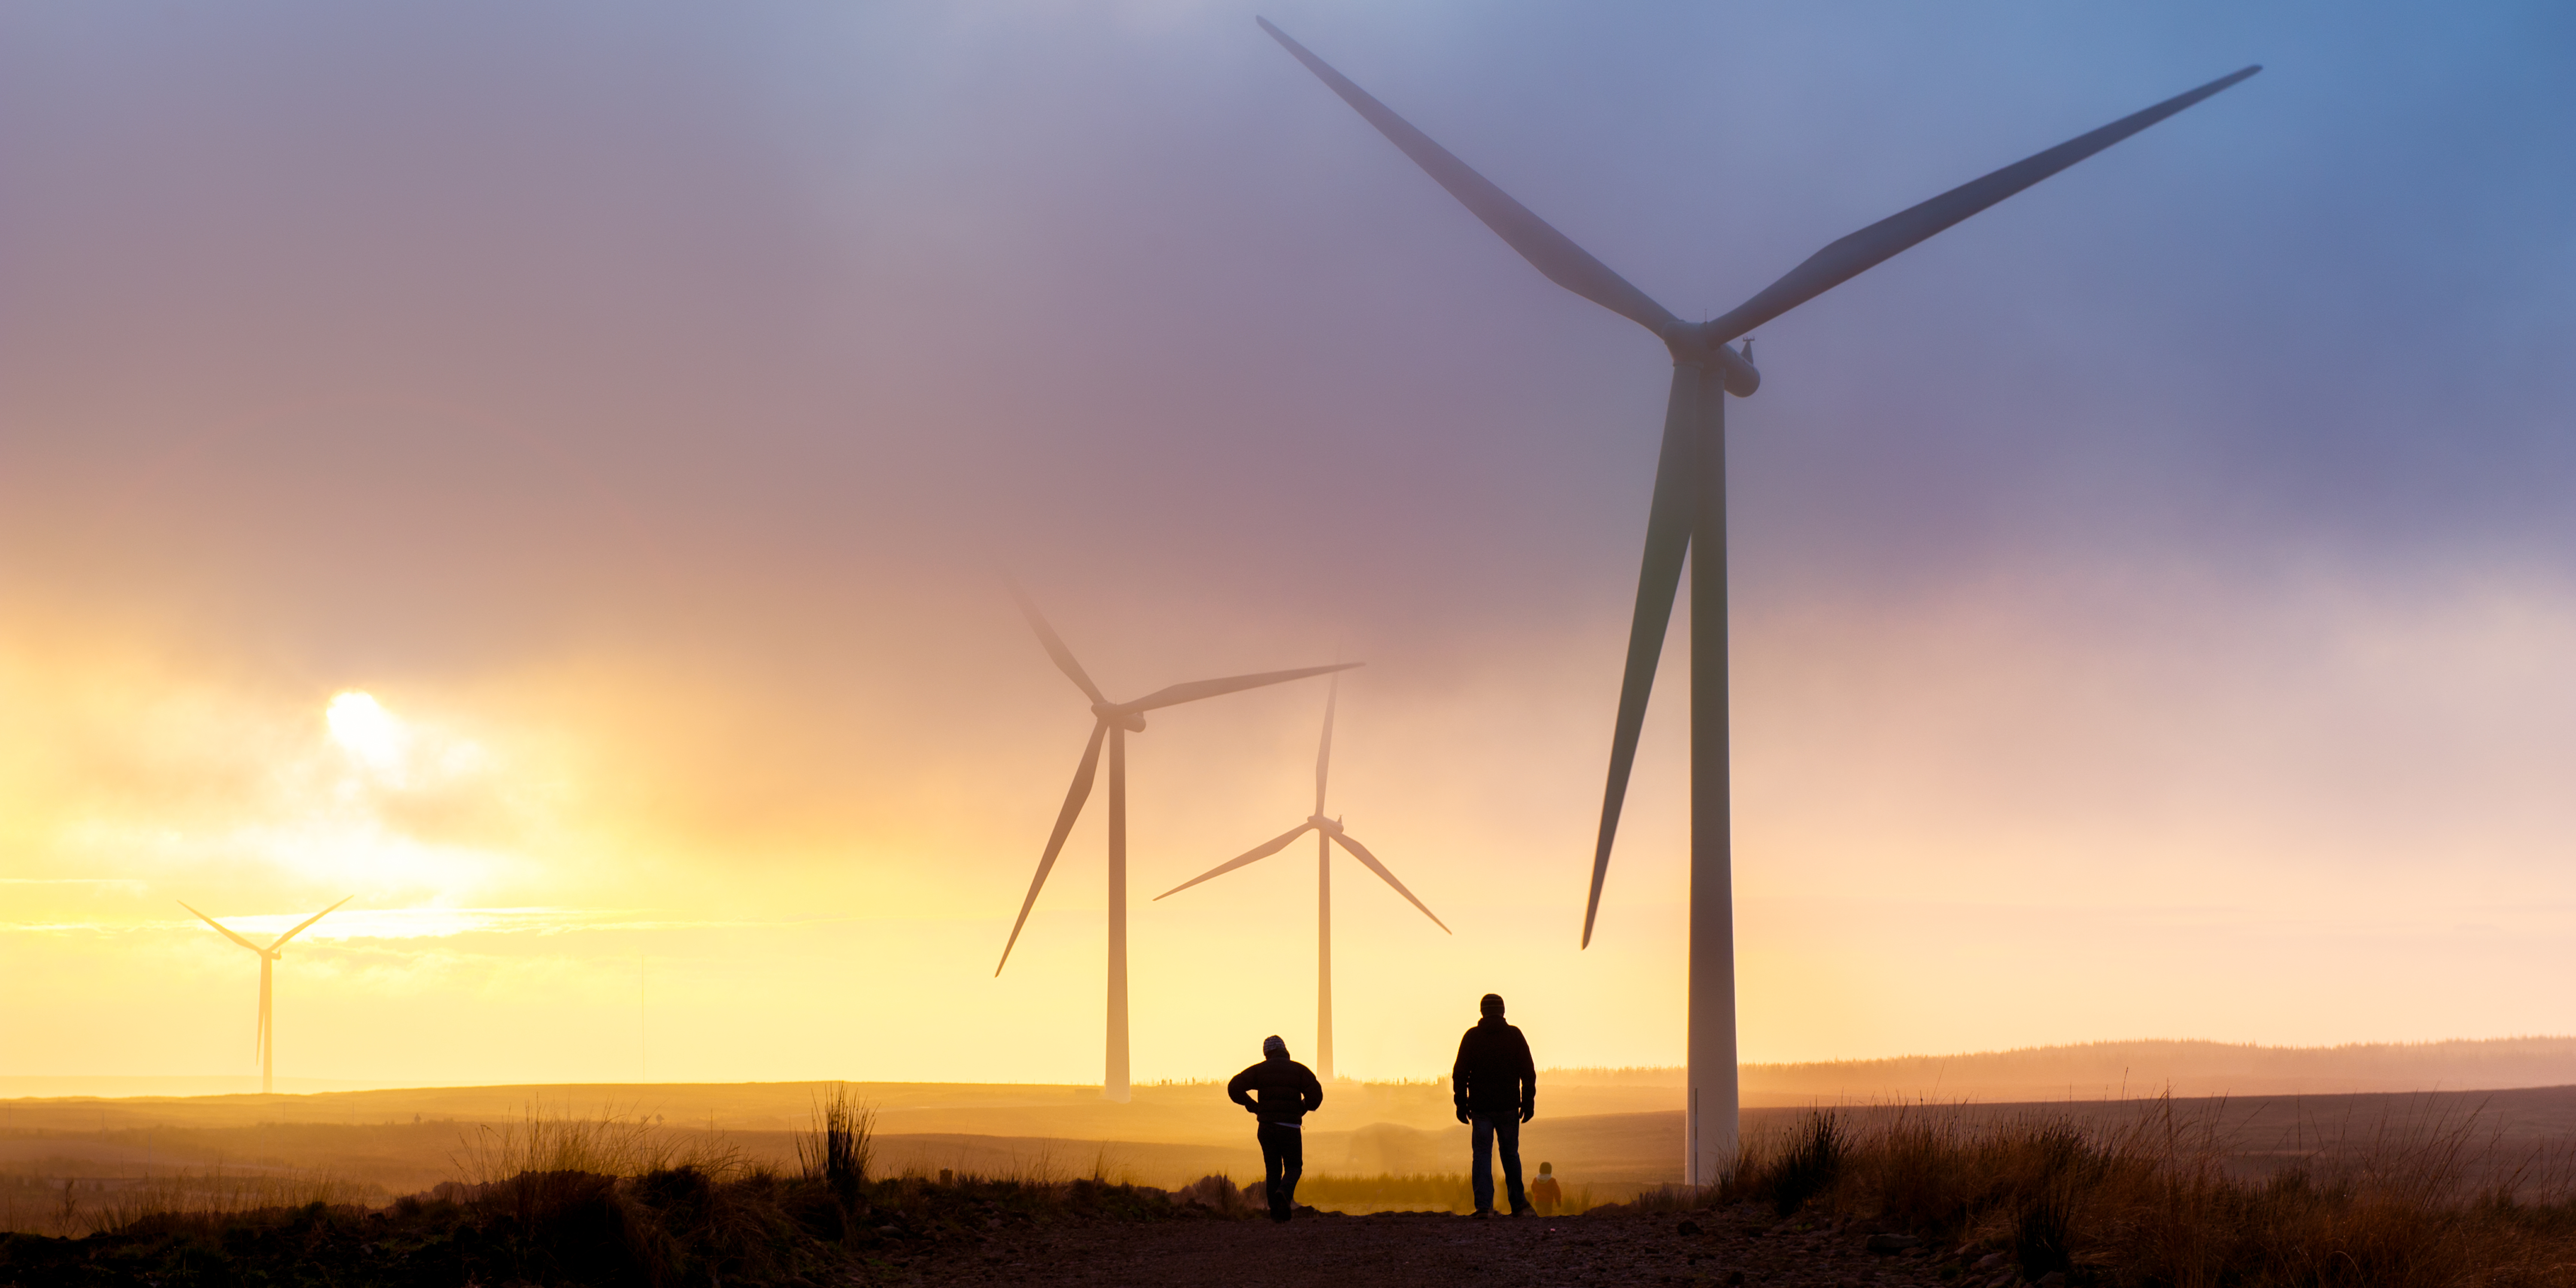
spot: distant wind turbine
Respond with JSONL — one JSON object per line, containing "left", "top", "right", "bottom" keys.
{"left": 997, "top": 587, "right": 1358, "bottom": 1103}
{"left": 181, "top": 896, "right": 352, "bottom": 1095}
{"left": 1258, "top": 16, "right": 2256, "bottom": 1182}
{"left": 1155, "top": 672, "right": 1447, "bottom": 1080}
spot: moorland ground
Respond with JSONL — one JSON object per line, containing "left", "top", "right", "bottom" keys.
{"left": 18, "top": 1077, "right": 2576, "bottom": 1228}
{"left": 14, "top": 1093, "right": 2576, "bottom": 1287}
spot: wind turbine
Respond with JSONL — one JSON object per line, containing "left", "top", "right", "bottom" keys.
{"left": 1154, "top": 673, "right": 1448, "bottom": 1080}
{"left": 1257, "top": 17, "right": 2257, "bottom": 1182}
{"left": 996, "top": 588, "right": 1358, "bottom": 1102}
{"left": 181, "top": 896, "right": 352, "bottom": 1094}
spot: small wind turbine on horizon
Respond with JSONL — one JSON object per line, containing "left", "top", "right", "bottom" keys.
{"left": 1155, "top": 672, "right": 1448, "bottom": 1081}
{"left": 181, "top": 896, "right": 352, "bottom": 1095}
{"left": 1257, "top": 16, "right": 2256, "bottom": 1181}
{"left": 996, "top": 587, "right": 1358, "bottom": 1103}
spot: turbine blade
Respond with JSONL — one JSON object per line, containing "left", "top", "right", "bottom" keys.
{"left": 1330, "top": 830, "right": 1450, "bottom": 934}
{"left": 1126, "top": 662, "right": 1360, "bottom": 713}
{"left": 1584, "top": 366, "right": 1698, "bottom": 948}
{"left": 996, "top": 720, "right": 1108, "bottom": 975}
{"left": 1706, "top": 65, "right": 2260, "bottom": 343}
{"left": 179, "top": 902, "right": 267, "bottom": 956}
{"left": 1008, "top": 582, "right": 1107, "bottom": 706}
{"left": 1258, "top": 18, "right": 1680, "bottom": 337}
{"left": 267, "top": 895, "right": 353, "bottom": 951}
{"left": 1313, "top": 673, "right": 1338, "bottom": 817}
{"left": 1153, "top": 823, "right": 1317, "bottom": 900}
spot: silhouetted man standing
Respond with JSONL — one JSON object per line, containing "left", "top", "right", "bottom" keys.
{"left": 1452, "top": 993, "right": 1536, "bottom": 1218}
{"left": 1228, "top": 1034, "right": 1323, "bottom": 1222}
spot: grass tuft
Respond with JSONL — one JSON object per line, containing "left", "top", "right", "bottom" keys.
{"left": 794, "top": 1083, "right": 875, "bottom": 1208}
{"left": 1713, "top": 1096, "right": 2576, "bottom": 1288}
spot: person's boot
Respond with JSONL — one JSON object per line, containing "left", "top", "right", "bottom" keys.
{"left": 1510, "top": 1199, "right": 1535, "bottom": 1217}
{"left": 1472, "top": 1207, "right": 1494, "bottom": 1219}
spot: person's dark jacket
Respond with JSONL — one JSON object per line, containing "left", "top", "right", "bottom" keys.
{"left": 1228, "top": 1056, "right": 1324, "bottom": 1126}
{"left": 1452, "top": 1017, "right": 1536, "bottom": 1118}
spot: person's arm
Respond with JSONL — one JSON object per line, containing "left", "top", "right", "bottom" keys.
{"left": 1227, "top": 1065, "right": 1259, "bottom": 1114}
{"left": 1452, "top": 1031, "right": 1475, "bottom": 1123}
{"left": 1300, "top": 1064, "right": 1324, "bottom": 1115}
{"left": 1515, "top": 1029, "right": 1537, "bottom": 1123}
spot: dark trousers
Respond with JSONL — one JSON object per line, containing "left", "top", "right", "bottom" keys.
{"left": 1471, "top": 1114, "right": 1525, "bottom": 1213}
{"left": 1257, "top": 1121, "right": 1303, "bottom": 1219}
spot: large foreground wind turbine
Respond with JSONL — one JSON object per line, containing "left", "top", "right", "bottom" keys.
{"left": 997, "top": 589, "right": 1357, "bottom": 1102}
{"left": 1258, "top": 17, "right": 2255, "bottom": 1181}
{"left": 182, "top": 896, "right": 352, "bottom": 1094}
{"left": 1154, "top": 673, "right": 1448, "bottom": 1080}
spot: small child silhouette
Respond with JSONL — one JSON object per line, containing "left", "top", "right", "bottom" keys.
{"left": 1530, "top": 1161, "right": 1564, "bottom": 1215}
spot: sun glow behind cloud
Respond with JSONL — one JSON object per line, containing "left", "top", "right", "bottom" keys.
{"left": 326, "top": 692, "right": 407, "bottom": 776}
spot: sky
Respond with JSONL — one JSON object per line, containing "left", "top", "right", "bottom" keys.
{"left": 3, "top": 0, "right": 2573, "bottom": 1089}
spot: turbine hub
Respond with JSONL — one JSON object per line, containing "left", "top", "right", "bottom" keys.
{"left": 1309, "top": 814, "right": 1341, "bottom": 835}
{"left": 1660, "top": 322, "right": 1761, "bottom": 397}
{"left": 1090, "top": 702, "right": 1146, "bottom": 732}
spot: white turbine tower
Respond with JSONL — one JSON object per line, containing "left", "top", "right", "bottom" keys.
{"left": 1154, "top": 673, "right": 1449, "bottom": 1080}
{"left": 1258, "top": 17, "right": 2256, "bottom": 1182}
{"left": 996, "top": 587, "right": 1358, "bottom": 1102}
{"left": 182, "top": 896, "right": 352, "bottom": 1095}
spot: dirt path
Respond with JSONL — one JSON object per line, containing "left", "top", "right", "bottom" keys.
{"left": 899, "top": 1204, "right": 1961, "bottom": 1288}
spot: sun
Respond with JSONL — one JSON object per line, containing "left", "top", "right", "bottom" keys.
{"left": 326, "top": 691, "right": 408, "bottom": 772}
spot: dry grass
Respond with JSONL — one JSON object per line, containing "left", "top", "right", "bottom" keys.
{"left": 0, "top": 1164, "right": 383, "bottom": 1238}
{"left": 794, "top": 1083, "right": 875, "bottom": 1205}
{"left": 3, "top": 1103, "right": 1193, "bottom": 1285}
{"left": 36, "top": 1098, "right": 2576, "bottom": 1284}
{"left": 1715, "top": 1099, "right": 2576, "bottom": 1287}
{"left": 452, "top": 1100, "right": 747, "bottom": 1187}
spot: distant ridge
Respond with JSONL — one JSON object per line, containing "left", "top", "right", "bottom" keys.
{"left": 1736, "top": 1037, "right": 2576, "bottom": 1105}
{"left": 0, "top": 1075, "right": 403, "bottom": 1099}
{"left": 16, "top": 1038, "right": 2575, "bottom": 1106}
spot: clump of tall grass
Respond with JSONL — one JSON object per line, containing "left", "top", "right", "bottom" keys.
{"left": 793, "top": 1084, "right": 874, "bottom": 1207}
{"left": 1717, "top": 1099, "right": 2576, "bottom": 1288}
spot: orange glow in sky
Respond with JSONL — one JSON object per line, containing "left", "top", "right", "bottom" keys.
{"left": 5, "top": 0, "right": 2575, "bottom": 1091}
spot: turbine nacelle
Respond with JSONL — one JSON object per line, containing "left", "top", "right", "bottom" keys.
{"left": 1307, "top": 814, "right": 1343, "bottom": 835}
{"left": 1089, "top": 702, "right": 1148, "bottom": 732}
{"left": 1660, "top": 323, "right": 1761, "bottom": 396}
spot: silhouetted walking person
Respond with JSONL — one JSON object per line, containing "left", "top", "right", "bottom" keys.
{"left": 1453, "top": 993, "right": 1536, "bottom": 1217}
{"left": 1229, "top": 1034, "right": 1323, "bottom": 1222}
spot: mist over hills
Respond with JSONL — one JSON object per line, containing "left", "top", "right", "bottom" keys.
{"left": 1728, "top": 1037, "right": 2576, "bottom": 1105}
{"left": 11, "top": 1037, "right": 2576, "bottom": 1206}
{"left": 17, "top": 1036, "right": 2576, "bottom": 1109}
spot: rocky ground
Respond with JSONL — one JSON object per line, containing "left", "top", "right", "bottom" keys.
{"left": 905, "top": 1202, "right": 1981, "bottom": 1288}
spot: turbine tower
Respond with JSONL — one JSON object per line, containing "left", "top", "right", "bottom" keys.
{"left": 182, "top": 896, "right": 352, "bottom": 1095}
{"left": 1154, "top": 673, "right": 1449, "bottom": 1080}
{"left": 997, "top": 587, "right": 1357, "bottom": 1102}
{"left": 1258, "top": 17, "right": 2256, "bottom": 1182}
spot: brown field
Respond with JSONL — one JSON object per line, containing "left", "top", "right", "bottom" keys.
{"left": 14, "top": 1065, "right": 2576, "bottom": 1233}
{"left": 13, "top": 1085, "right": 2576, "bottom": 1285}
